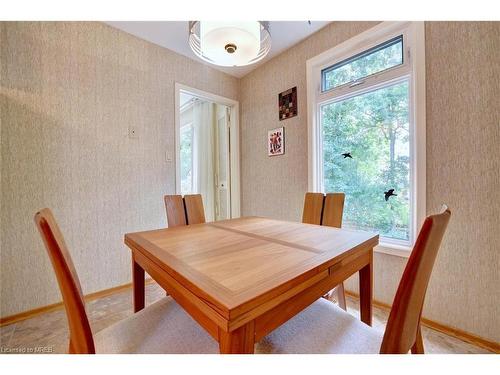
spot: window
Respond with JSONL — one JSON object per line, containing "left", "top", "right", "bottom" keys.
{"left": 321, "top": 80, "right": 410, "bottom": 241}
{"left": 322, "top": 35, "right": 404, "bottom": 92}
{"left": 308, "top": 22, "right": 425, "bottom": 253}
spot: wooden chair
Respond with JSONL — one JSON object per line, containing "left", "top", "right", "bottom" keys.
{"left": 322, "top": 193, "right": 347, "bottom": 310}
{"left": 302, "top": 192, "right": 347, "bottom": 309}
{"left": 163, "top": 194, "right": 188, "bottom": 296}
{"left": 34, "top": 208, "right": 218, "bottom": 354}
{"left": 257, "top": 206, "right": 451, "bottom": 354}
{"left": 302, "top": 192, "right": 325, "bottom": 225}
{"left": 184, "top": 194, "right": 206, "bottom": 225}
{"left": 164, "top": 194, "right": 187, "bottom": 227}
{"left": 322, "top": 193, "right": 345, "bottom": 228}
{"left": 163, "top": 194, "right": 204, "bottom": 296}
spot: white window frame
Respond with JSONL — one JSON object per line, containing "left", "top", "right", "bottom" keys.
{"left": 306, "top": 22, "right": 426, "bottom": 258}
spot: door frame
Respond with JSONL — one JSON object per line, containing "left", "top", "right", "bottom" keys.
{"left": 174, "top": 82, "right": 241, "bottom": 218}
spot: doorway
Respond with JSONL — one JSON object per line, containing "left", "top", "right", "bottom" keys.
{"left": 175, "top": 83, "right": 240, "bottom": 221}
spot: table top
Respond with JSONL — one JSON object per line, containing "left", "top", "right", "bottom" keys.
{"left": 125, "top": 216, "right": 378, "bottom": 319}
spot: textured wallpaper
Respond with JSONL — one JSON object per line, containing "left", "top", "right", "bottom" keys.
{"left": 239, "top": 21, "right": 500, "bottom": 342}
{"left": 0, "top": 22, "right": 239, "bottom": 317}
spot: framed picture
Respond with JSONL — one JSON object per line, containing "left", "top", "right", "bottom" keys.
{"left": 268, "top": 127, "right": 285, "bottom": 156}
{"left": 278, "top": 86, "right": 297, "bottom": 120}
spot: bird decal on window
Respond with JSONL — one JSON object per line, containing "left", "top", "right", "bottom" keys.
{"left": 384, "top": 189, "right": 397, "bottom": 201}
{"left": 342, "top": 152, "right": 352, "bottom": 159}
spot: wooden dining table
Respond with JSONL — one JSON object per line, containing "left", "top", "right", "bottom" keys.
{"left": 124, "top": 216, "right": 379, "bottom": 354}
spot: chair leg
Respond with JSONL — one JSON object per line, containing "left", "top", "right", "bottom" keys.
{"left": 411, "top": 325, "right": 425, "bottom": 354}
{"left": 335, "top": 283, "right": 347, "bottom": 310}
{"left": 322, "top": 283, "right": 347, "bottom": 311}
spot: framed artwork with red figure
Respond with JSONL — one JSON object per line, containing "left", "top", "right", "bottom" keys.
{"left": 268, "top": 127, "right": 285, "bottom": 156}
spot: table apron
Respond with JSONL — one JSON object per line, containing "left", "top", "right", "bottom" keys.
{"left": 132, "top": 249, "right": 224, "bottom": 340}
{"left": 254, "top": 248, "right": 372, "bottom": 341}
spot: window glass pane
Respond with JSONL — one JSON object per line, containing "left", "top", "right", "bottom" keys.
{"left": 180, "top": 124, "right": 193, "bottom": 194}
{"left": 322, "top": 35, "right": 403, "bottom": 92}
{"left": 321, "top": 80, "right": 410, "bottom": 241}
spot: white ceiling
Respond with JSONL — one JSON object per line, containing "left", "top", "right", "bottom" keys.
{"left": 104, "top": 21, "right": 330, "bottom": 78}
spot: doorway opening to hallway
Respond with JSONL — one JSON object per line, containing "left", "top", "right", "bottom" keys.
{"left": 175, "top": 83, "right": 240, "bottom": 221}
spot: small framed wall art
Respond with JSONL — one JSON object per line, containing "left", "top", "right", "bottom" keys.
{"left": 268, "top": 127, "right": 285, "bottom": 156}
{"left": 278, "top": 86, "right": 297, "bottom": 120}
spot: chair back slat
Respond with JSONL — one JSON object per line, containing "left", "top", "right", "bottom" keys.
{"left": 302, "top": 193, "right": 325, "bottom": 225}
{"left": 380, "top": 206, "right": 451, "bottom": 354}
{"left": 322, "top": 193, "right": 345, "bottom": 228}
{"left": 184, "top": 194, "right": 206, "bottom": 225}
{"left": 34, "top": 208, "right": 95, "bottom": 354}
{"left": 164, "top": 195, "right": 187, "bottom": 227}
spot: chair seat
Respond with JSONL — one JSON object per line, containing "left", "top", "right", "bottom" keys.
{"left": 256, "top": 298, "right": 382, "bottom": 354}
{"left": 94, "top": 297, "right": 219, "bottom": 354}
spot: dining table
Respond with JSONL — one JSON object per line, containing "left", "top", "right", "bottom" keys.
{"left": 124, "top": 216, "right": 379, "bottom": 354}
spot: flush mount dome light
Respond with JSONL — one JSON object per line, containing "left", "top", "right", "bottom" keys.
{"left": 189, "top": 21, "right": 271, "bottom": 67}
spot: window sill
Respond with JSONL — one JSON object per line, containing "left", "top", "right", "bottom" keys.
{"left": 374, "top": 243, "right": 411, "bottom": 258}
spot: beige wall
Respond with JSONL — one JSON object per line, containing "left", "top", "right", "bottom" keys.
{"left": 0, "top": 22, "right": 239, "bottom": 317}
{"left": 239, "top": 21, "right": 500, "bottom": 342}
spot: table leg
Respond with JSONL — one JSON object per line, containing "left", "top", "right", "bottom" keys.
{"left": 359, "top": 249, "right": 373, "bottom": 326}
{"left": 132, "top": 255, "right": 145, "bottom": 313}
{"left": 218, "top": 321, "right": 255, "bottom": 354}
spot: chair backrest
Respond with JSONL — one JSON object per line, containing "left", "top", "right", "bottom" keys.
{"left": 34, "top": 208, "right": 95, "bottom": 354}
{"left": 184, "top": 194, "right": 206, "bottom": 225}
{"left": 302, "top": 192, "right": 325, "bottom": 225}
{"left": 164, "top": 195, "right": 187, "bottom": 227}
{"left": 321, "top": 193, "right": 345, "bottom": 228}
{"left": 380, "top": 206, "right": 451, "bottom": 354}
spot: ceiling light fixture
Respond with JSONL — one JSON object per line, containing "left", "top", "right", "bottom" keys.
{"left": 189, "top": 21, "right": 271, "bottom": 67}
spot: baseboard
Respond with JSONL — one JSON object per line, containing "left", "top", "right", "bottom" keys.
{"left": 344, "top": 290, "right": 500, "bottom": 354}
{"left": 0, "top": 278, "right": 155, "bottom": 327}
